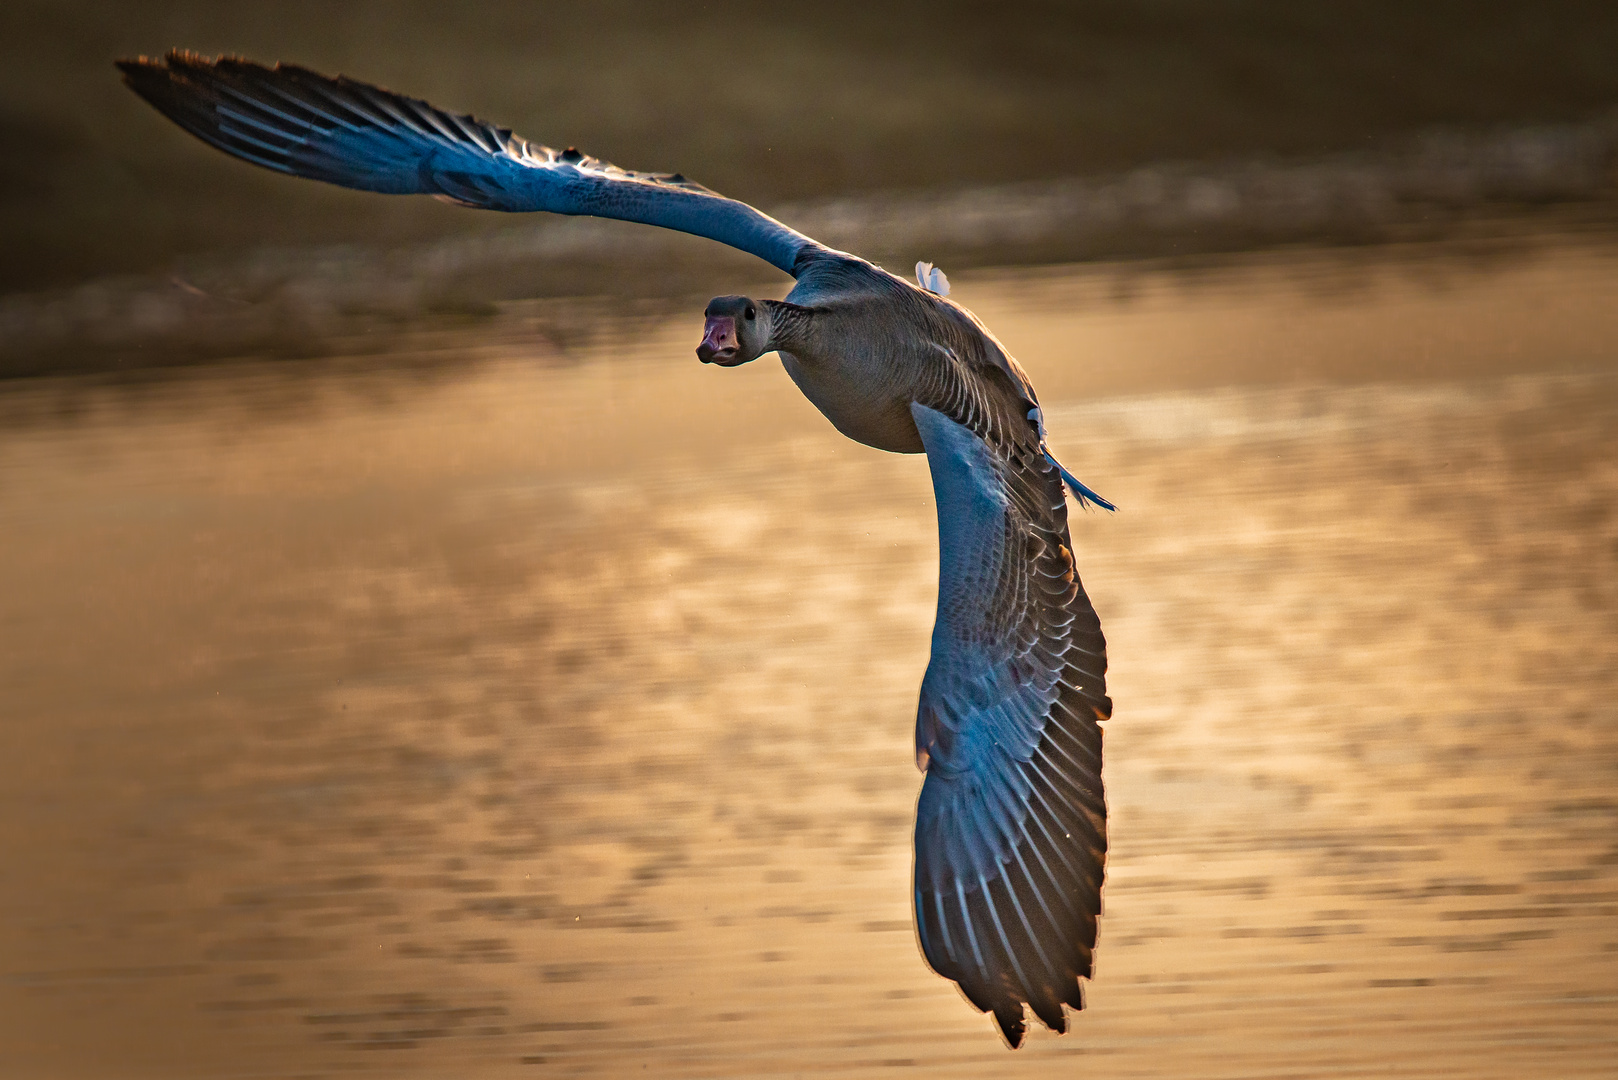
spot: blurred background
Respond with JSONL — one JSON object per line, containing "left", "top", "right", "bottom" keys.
{"left": 1, "top": 2, "right": 1615, "bottom": 1078}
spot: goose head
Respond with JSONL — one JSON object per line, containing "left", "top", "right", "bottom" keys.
{"left": 697, "top": 295, "right": 769, "bottom": 366}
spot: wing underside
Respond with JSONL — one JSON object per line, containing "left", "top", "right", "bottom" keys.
{"left": 909, "top": 402, "right": 1111, "bottom": 1047}
{"left": 117, "top": 51, "right": 818, "bottom": 274}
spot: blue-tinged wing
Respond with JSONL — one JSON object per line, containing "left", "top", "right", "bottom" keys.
{"left": 117, "top": 51, "right": 822, "bottom": 275}
{"left": 909, "top": 402, "right": 1111, "bottom": 1048}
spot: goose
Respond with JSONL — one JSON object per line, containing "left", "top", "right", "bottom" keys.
{"left": 118, "top": 51, "right": 1116, "bottom": 1048}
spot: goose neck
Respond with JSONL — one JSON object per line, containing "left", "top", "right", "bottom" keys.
{"left": 763, "top": 299, "right": 815, "bottom": 356}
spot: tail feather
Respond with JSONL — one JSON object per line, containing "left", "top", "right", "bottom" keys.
{"left": 1048, "top": 455, "right": 1117, "bottom": 512}
{"left": 1025, "top": 407, "right": 1116, "bottom": 512}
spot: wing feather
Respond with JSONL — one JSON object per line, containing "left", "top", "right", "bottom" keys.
{"left": 117, "top": 51, "right": 821, "bottom": 275}
{"left": 909, "top": 401, "right": 1110, "bottom": 1048}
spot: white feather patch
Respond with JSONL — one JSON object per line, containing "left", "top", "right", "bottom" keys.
{"left": 915, "top": 261, "right": 950, "bottom": 297}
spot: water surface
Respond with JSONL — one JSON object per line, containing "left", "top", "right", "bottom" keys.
{"left": 2, "top": 244, "right": 1616, "bottom": 1078}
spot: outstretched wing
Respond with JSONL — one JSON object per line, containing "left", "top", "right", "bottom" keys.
{"left": 117, "top": 51, "right": 821, "bottom": 275}
{"left": 909, "top": 401, "right": 1111, "bottom": 1048}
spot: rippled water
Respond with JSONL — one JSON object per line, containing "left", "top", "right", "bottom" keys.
{"left": 1, "top": 244, "right": 1616, "bottom": 1078}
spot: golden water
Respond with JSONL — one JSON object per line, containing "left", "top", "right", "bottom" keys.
{"left": 2, "top": 243, "right": 1616, "bottom": 1077}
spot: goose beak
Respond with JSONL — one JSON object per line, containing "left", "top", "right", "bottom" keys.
{"left": 697, "top": 315, "right": 741, "bottom": 365}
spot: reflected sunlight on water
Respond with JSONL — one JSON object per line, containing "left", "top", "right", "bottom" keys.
{"left": 1, "top": 244, "right": 1615, "bottom": 1078}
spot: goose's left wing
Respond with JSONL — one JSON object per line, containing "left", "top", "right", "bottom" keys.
{"left": 908, "top": 402, "right": 1111, "bottom": 1047}
{"left": 117, "top": 51, "right": 821, "bottom": 275}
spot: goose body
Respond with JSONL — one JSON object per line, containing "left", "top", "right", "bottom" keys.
{"left": 775, "top": 261, "right": 938, "bottom": 453}
{"left": 119, "top": 52, "right": 1115, "bottom": 1048}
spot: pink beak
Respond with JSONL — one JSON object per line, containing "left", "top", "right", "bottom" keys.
{"left": 696, "top": 315, "right": 740, "bottom": 365}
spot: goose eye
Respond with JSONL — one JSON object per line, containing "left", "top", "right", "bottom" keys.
{"left": 744, "top": 305, "right": 755, "bottom": 320}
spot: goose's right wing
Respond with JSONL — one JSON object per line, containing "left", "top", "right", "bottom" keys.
{"left": 117, "top": 51, "right": 822, "bottom": 275}
{"left": 909, "top": 401, "right": 1111, "bottom": 1048}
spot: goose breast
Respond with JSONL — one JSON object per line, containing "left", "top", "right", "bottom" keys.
{"left": 777, "top": 347, "right": 926, "bottom": 454}
{"left": 774, "top": 267, "right": 939, "bottom": 454}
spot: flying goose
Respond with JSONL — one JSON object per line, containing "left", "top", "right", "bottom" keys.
{"left": 118, "top": 51, "right": 1116, "bottom": 1048}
